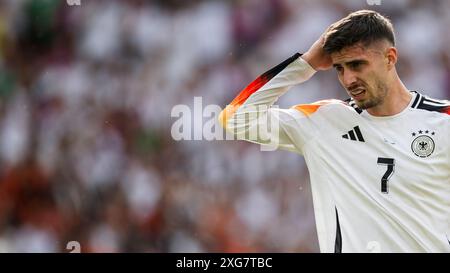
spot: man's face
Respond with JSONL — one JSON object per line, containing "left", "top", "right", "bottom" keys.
{"left": 331, "top": 43, "right": 391, "bottom": 109}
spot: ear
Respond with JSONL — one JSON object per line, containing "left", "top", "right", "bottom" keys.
{"left": 386, "top": 47, "right": 397, "bottom": 70}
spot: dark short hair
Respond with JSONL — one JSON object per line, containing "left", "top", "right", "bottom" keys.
{"left": 323, "top": 10, "right": 395, "bottom": 54}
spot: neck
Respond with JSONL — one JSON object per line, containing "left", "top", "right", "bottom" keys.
{"left": 366, "top": 75, "right": 412, "bottom": 117}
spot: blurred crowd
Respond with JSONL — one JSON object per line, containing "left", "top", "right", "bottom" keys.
{"left": 0, "top": 0, "right": 448, "bottom": 252}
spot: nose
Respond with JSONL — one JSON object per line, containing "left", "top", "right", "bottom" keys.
{"left": 342, "top": 70, "right": 357, "bottom": 88}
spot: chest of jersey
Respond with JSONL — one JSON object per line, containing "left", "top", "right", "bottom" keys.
{"left": 308, "top": 108, "right": 448, "bottom": 204}
{"left": 302, "top": 107, "right": 449, "bottom": 252}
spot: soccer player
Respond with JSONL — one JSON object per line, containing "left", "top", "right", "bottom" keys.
{"left": 219, "top": 10, "right": 450, "bottom": 252}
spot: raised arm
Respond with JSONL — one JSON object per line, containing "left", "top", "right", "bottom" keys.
{"left": 218, "top": 34, "right": 334, "bottom": 152}
{"left": 218, "top": 54, "right": 314, "bottom": 151}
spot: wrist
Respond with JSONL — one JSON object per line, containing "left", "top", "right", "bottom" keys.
{"left": 301, "top": 52, "right": 318, "bottom": 70}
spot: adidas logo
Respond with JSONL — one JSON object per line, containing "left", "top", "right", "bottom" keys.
{"left": 342, "top": 126, "right": 365, "bottom": 142}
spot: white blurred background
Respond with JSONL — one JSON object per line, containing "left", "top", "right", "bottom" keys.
{"left": 0, "top": 0, "right": 448, "bottom": 252}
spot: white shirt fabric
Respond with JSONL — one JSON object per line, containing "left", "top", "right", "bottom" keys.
{"left": 219, "top": 53, "right": 450, "bottom": 253}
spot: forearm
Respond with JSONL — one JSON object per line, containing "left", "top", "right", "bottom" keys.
{"left": 219, "top": 53, "right": 316, "bottom": 140}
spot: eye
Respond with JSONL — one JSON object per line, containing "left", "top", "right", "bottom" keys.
{"left": 334, "top": 66, "right": 343, "bottom": 73}
{"left": 349, "top": 61, "right": 362, "bottom": 70}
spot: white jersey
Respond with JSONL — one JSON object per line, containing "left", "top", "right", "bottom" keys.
{"left": 219, "top": 53, "right": 450, "bottom": 253}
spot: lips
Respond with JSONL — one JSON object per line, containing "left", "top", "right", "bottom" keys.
{"left": 350, "top": 88, "right": 366, "bottom": 100}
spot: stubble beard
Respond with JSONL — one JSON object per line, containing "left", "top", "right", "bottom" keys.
{"left": 355, "top": 80, "right": 388, "bottom": 110}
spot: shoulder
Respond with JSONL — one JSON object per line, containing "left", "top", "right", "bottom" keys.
{"left": 411, "top": 92, "right": 450, "bottom": 116}
{"left": 290, "top": 99, "right": 362, "bottom": 116}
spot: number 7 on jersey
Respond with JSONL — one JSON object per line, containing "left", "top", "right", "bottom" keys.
{"left": 377, "top": 157, "right": 395, "bottom": 194}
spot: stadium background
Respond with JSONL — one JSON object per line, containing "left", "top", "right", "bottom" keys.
{"left": 0, "top": 0, "right": 448, "bottom": 252}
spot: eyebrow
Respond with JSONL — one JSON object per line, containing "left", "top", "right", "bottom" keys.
{"left": 333, "top": 59, "right": 368, "bottom": 68}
